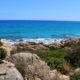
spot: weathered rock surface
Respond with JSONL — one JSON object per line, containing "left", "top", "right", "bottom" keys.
{"left": 8, "top": 53, "right": 50, "bottom": 80}
{"left": 50, "top": 70, "right": 70, "bottom": 80}
{"left": 0, "top": 60, "right": 24, "bottom": 80}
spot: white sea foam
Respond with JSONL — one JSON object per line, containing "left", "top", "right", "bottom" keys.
{"left": 1, "top": 38, "right": 64, "bottom": 45}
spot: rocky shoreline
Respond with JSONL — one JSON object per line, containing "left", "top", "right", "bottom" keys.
{"left": 14, "top": 38, "right": 80, "bottom": 51}
{"left": 0, "top": 38, "right": 80, "bottom": 80}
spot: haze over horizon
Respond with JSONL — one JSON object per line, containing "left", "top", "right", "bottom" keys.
{"left": 0, "top": 0, "right": 80, "bottom": 21}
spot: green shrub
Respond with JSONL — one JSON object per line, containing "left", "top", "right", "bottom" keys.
{"left": 45, "top": 57, "right": 63, "bottom": 69}
{"left": 44, "top": 50, "right": 68, "bottom": 58}
{"left": 66, "top": 46, "right": 80, "bottom": 67}
{"left": 0, "top": 40, "right": 3, "bottom": 46}
{"left": 0, "top": 48, "right": 7, "bottom": 62}
{"left": 70, "top": 73, "right": 80, "bottom": 80}
{"left": 44, "top": 50, "right": 69, "bottom": 70}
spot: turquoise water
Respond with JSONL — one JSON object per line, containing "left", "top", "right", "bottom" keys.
{"left": 0, "top": 20, "right": 80, "bottom": 44}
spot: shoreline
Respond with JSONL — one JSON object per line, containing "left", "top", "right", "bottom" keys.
{"left": 1, "top": 37, "right": 80, "bottom": 51}
{"left": 1, "top": 38, "right": 67, "bottom": 45}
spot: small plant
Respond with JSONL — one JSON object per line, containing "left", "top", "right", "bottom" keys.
{"left": 15, "top": 57, "right": 27, "bottom": 80}
{"left": 0, "top": 48, "right": 7, "bottom": 62}
{"left": 0, "top": 40, "right": 3, "bottom": 46}
{"left": 70, "top": 73, "right": 80, "bottom": 80}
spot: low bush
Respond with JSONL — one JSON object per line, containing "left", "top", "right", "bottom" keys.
{"left": 45, "top": 57, "right": 63, "bottom": 69}
{"left": 0, "top": 48, "right": 7, "bottom": 62}
{"left": 70, "top": 73, "right": 80, "bottom": 80}
{"left": 66, "top": 45, "right": 80, "bottom": 67}
{"left": 44, "top": 50, "right": 70, "bottom": 73}
{"left": 44, "top": 50, "right": 68, "bottom": 58}
{"left": 0, "top": 40, "right": 3, "bottom": 46}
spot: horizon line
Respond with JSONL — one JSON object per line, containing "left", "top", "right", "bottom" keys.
{"left": 0, "top": 20, "right": 80, "bottom": 22}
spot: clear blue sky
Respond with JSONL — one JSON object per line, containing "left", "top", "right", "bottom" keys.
{"left": 0, "top": 0, "right": 80, "bottom": 21}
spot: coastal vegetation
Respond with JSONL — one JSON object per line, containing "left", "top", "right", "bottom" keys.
{"left": 0, "top": 48, "right": 6, "bottom": 62}
{"left": 0, "top": 40, "right": 3, "bottom": 46}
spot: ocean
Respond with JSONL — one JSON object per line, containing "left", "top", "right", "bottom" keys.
{"left": 0, "top": 20, "right": 80, "bottom": 45}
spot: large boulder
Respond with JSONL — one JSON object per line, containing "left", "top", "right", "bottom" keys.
{"left": 8, "top": 53, "right": 50, "bottom": 80}
{"left": 0, "top": 60, "right": 24, "bottom": 80}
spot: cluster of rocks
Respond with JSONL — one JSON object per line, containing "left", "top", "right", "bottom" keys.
{"left": 15, "top": 38, "right": 80, "bottom": 51}
{"left": 15, "top": 42, "right": 61, "bottom": 51}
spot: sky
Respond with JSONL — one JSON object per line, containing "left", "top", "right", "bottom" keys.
{"left": 0, "top": 0, "right": 80, "bottom": 21}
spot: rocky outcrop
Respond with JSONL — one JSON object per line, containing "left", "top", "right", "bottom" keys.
{"left": 15, "top": 38, "right": 80, "bottom": 51}
{"left": 17, "top": 42, "right": 50, "bottom": 51}
{"left": 8, "top": 53, "right": 50, "bottom": 80}
{"left": 0, "top": 60, "right": 24, "bottom": 80}
{"left": 16, "top": 42, "right": 61, "bottom": 51}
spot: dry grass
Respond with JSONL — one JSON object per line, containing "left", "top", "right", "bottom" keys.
{"left": 62, "top": 61, "right": 71, "bottom": 74}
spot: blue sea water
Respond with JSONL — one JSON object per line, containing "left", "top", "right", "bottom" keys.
{"left": 0, "top": 20, "right": 80, "bottom": 44}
